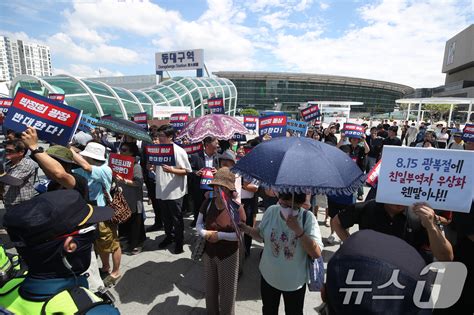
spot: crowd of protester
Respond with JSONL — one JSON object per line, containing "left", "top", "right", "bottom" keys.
{"left": 0, "top": 115, "right": 472, "bottom": 315}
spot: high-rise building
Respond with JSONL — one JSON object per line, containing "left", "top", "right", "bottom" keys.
{"left": 0, "top": 36, "right": 52, "bottom": 81}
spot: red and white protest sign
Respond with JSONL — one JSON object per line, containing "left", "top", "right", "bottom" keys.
{"left": 300, "top": 104, "right": 321, "bottom": 122}
{"left": 366, "top": 160, "right": 381, "bottom": 187}
{"left": 342, "top": 123, "right": 365, "bottom": 139}
{"left": 180, "top": 142, "right": 203, "bottom": 155}
{"left": 146, "top": 144, "right": 176, "bottom": 166}
{"left": 0, "top": 98, "right": 13, "bottom": 124}
{"left": 259, "top": 115, "right": 287, "bottom": 138}
{"left": 170, "top": 113, "right": 189, "bottom": 130}
{"left": 48, "top": 94, "right": 65, "bottom": 103}
{"left": 462, "top": 124, "right": 474, "bottom": 142}
{"left": 109, "top": 153, "right": 135, "bottom": 181}
{"left": 376, "top": 146, "right": 474, "bottom": 212}
{"left": 243, "top": 116, "right": 258, "bottom": 130}
{"left": 200, "top": 168, "right": 214, "bottom": 190}
{"left": 3, "top": 89, "right": 82, "bottom": 146}
{"left": 207, "top": 97, "right": 224, "bottom": 114}
{"left": 132, "top": 112, "right": 148, "bottom": 130}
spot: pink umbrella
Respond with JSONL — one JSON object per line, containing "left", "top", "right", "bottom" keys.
{"left": 176, "top": 114, "right": 248, "bottom": 142}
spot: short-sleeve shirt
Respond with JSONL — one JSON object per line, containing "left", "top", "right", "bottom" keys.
{"left": 47, "top": 173, "right": 90, "bottom": 202}
{"left": 73, "top": 164, "right": 112, "bottom": 206}
{"left": 339, "top": 144, "right": 365, "bottom": 170}
{"left": 3, "top": 157, "right": 38, "bottom": 208}
{"left": 338, "top": 200, "right": 431, "bottom": 261}
{"left": 258, "top": 205, "right": 324, "bottom": 291}
{"left": 155, "top": 143, "right": 192, "bottom": 201}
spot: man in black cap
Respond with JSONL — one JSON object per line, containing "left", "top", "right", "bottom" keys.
{"left": 332, "top": 201, "right": 453, "bottom": 263}
{"left": 0, "top": 190, "right": 119, "bottom": 314}
{"left": 321, "top": 230, "right": 434, "bottom": 314}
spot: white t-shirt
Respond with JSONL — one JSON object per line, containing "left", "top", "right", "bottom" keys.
{"left": 155, "top": 143, "right": 192, "bottom": 200}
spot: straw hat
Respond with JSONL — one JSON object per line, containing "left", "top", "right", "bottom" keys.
{"left": 209, "top": 167, "right": 236, "bottom": 191}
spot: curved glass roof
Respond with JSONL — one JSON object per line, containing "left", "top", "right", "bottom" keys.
{"left": 10, "top": 74, "right": 237, "bottom": 119}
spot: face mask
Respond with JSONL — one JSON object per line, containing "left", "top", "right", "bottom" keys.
{"left": 280, "top": 206, "right": 299, "bottom": 219}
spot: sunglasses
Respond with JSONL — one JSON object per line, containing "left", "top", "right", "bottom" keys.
{"left": 5, "top": 149, "right": 16, "bottom": 154}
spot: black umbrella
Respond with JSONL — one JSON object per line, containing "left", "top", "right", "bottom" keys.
{"left": 95, "top": 116, "right": 152, "bottom": 142}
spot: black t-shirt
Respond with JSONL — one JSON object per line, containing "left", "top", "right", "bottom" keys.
{"left": 338, "top": 200, "right": 430, "bottom": 261}
{"left": 383, "top": 136, "right": 402, "bottom": 147}
{"left": 339, "top": 144, "right": 365, "bottom": 170}
{"left": 47, "top": 173, "right": 90, "bottom": 202}
{"left": 367, "top": 136, "right": 384, "bottom": 159}
{"left": 324, "top": 134, "right": 338, "bottom": 146}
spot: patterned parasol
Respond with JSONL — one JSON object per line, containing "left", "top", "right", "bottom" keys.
{"left": 175, "top": 114, "right": 248, "bottom": 142}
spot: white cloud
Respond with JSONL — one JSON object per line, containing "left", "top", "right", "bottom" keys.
{"left": 261, "top": 11, "right": 291, "bottom": 30}
{"left": 295, "top": 0, "right": 314, "bottom": 11}
{"left": 270, "top": 0, "right": 472, "bottom": 87}
{"left": 319, "top": 2, "right": 329, "bottom": 10}
{"left": 53, "top": 64, "right": 123, "bottom": 78}
{"left": 45, "top": 33, "right": 140, "bottom": 65}
{"left": 247, "top": 0, "right": 285, "bottom": 12}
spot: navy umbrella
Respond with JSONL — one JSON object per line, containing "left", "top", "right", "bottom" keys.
{"left": 95, "top": 116, "right": 152, "bottom": 142}
{"left": 232, "top": 137, "right": 365, "bottom": 195}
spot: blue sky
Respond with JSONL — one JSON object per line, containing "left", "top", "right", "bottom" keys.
{"left": 0, "top": 0, "right": 472, "bottom": 88}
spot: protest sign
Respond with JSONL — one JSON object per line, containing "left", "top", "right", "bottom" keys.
{"left": 132, "top": 112, "right": 148, "bottom": 130}
{"left": 207, "top": 97, "right": 224, "bottom": 114}
{"left": 287, "top": 119, "right": 308, "bottom": 137}
{"left": 232, "top": 133, "right": 247, "bottom": 141}
{"left": 78, "top": 114, "right": 98, "bottom": 132}
{"left": 366, "top": 160, "right": 381, "bottom": 187}
{"left": 180, "top": 143, "right": 203, "bottom": 155}
{"left": 243, "top": 146, "right": 253, "bottom": 155}
{"left": 342, "top": 123, "right": 365, "bottom": 139}
{"left": 259, "top": 115, "right": 287, "bottom": 138}
{"left": 170, "top": 113, "right": 189, "bottom": 130}
{"left": 243, "top": 116, "right": 258, "bottom": 130}
{"left": 0, "top": 98, "right": 12, "bottom": 124}
{"left": 109, "top": 153, "right": 134, "bottom": 181}
{"left": 145, "top": 144, "right": 176, "bottom": 166}
{"left": 200, "top": 168, "right": 214, "bottom": 190}
{"left": 300, "top": 104, "right": 321, "bottom": 122}
{"left": 376, "top": 146, "right": 474, "bottom": 212}
{"left": 462, "top": 124, "right": 473, "bottom": 143}
{"left": 3, "top": 88, "right": 82, "bottom": 146}
{"left": 48, "top": 94, "right": 65, "bottom": 103}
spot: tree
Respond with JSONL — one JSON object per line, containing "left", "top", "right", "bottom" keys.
{"left": 240, "top": 108, "right": 259, "bottom": 116}
{"left": 398, "top": 103, "right": 456, "bottom": 122}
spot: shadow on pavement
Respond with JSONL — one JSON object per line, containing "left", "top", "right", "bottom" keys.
{"left": 148, "top": 296, "right": 206, "bottom": 315}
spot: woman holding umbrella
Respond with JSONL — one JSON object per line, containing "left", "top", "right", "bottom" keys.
{"left": 196, "top": 167, "right": 246, "bottom": 315}
{"left": 240, "top": 192, "right": 323, "bottom": 315}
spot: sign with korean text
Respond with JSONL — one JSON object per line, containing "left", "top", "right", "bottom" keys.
{"left": 170, "top": 113, "right": 189, "bottom": 130}
{"left": 155, "top": 49, "right": 204, "bottom": 71}
{"left": 132, "top": 112, "right": 148, "bottom": 130}
{"left": 244, "top": 116, "right": 258, "bottom": 130}
{"left": 200, "top": 168, "right": 214, "bottom": 190}
{"left": 145, "top": 144, "right": 176, "bottom": 166}
{"left": 180, "top": 143, "right": 203, "bottom": 155}
{"left": 366, "top": 160, "right": 381, "bottom": 187}
{"left": 232, "top": 133, "right": 247, "bottom": 141}
{"left": 376, "top": 146, "right": 474, "bottom": 212}
{"left": 207, "top": 97, "right": 224, "bottom": 114}
{"left": 0, "top": 98, "right": 12, "bottom": 124}
{"left": 4, "top": 89, "right": 82, "bottom": 146}
{"left": 109, "top": 153, "right": 134, "bottom": 181}
{"left": 259, "top": 115, "right": 287, "bottom": 138}
{"left": 78, "top": 114, "right": 98, "bottom": 132}
{"left": 48, "top": 94, "right": 65, "bottom": 103}
{"left": 300, "top": 104, "right": 321, "bottom": 122}
{"left": 342, "top": 123, "right": 364, "bottom": 139}
{"left": 462, "top": 124, "right": 473, "bottom": 142}
{"left": 287, "top": 119, "right": 308, "bottom": 137}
